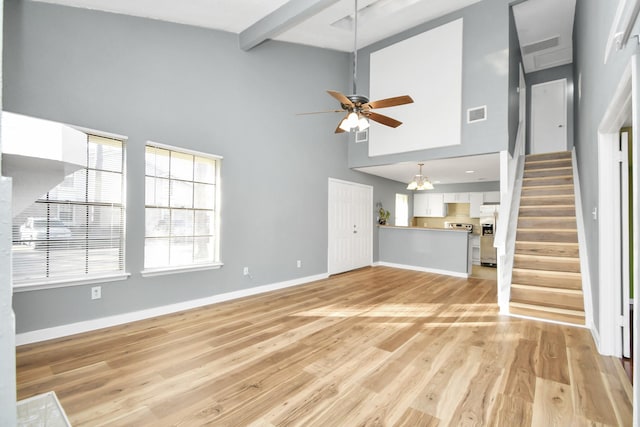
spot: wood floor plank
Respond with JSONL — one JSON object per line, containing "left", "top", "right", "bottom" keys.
{"left": 531, "top": 378, "right": 574, "bottom": 427}
{"left": 15, "top": 266, "right": 632, "bottom": 426}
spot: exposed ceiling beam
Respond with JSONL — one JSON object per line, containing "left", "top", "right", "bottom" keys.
{"left": 239, "top": 0, "right": 340, "bottom": 51}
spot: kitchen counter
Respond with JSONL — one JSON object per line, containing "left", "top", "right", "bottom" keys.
{"left": 378, "top": 225, "right": 471, "bottom": 277}
{"left": 378, "top": 225, "right": 471, "bottom": 232}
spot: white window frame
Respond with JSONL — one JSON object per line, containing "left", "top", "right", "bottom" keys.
{"left": 395, "top": 194, "right": 409, "bottom": 227}
{"left": 12, "top": 133, "right": 129, "bottom": 291}
{"left": 141, "top": 142, "right": 223, "bottom": 277}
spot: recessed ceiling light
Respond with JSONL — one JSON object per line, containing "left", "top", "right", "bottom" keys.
{"left": 433, "top": 180, "right": 441, "bottom": 184}
{"left": 465, "top": 170, "right": 475, "bottom": 174}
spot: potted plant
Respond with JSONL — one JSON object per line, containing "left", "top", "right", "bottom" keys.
{"left": 378, "top": 207, "right": 390, "bottom": 225}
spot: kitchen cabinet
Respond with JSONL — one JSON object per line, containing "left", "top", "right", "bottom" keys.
{"left": 413, "top": 193, "right": 447, "bottom": 217}
{"left": 427, "top": 193, "right": 447, "bottom": 217}
{"left": 469, "top": 192, "right": 484, "bottom": 218}
{"left": 443, "top": 192, "right": 470, "bottom": 203}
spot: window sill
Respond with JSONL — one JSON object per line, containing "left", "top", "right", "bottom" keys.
{"left": 140, "top": 262, "right": 224, "bottom": 278}
{"left": 13, "top": 273, "right": 131, "bottom": 293}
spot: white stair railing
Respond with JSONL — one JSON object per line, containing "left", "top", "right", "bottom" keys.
{"left": 495, "top": 122, "right": 526, "bottom": 313}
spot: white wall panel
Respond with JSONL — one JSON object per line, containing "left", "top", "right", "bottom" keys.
{"left": 368, "top": 18, "right": 463, "bottom": 157}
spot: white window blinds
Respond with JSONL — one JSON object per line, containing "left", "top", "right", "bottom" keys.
{"left": 144, "top": 144, "right": 220, "bottom": 270}
{"left": 12, "top": 134, "right": 126, "bottom": 285}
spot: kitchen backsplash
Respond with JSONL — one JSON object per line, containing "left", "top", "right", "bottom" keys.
{"left": 412, "top": 203, "right": 481, "bottom": 234}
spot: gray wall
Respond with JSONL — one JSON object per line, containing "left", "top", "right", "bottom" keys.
{"left": 525, "top": 63, "right": 574, "bottom": 153}
{"left": 348, "top": 0, "right": 513, "bottom": 168}
{"left": 3, "top": 0, "right": 407, "bottom": 333}
{"left": 573, "top": 0, "right": 640, "bottom": 331}
{"left": 508, "top": 5, "right": 523, "bottom": 155}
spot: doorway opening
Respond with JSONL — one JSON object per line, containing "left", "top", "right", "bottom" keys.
{"left": 597, "top": 55, "right": 637, "bottom": 392}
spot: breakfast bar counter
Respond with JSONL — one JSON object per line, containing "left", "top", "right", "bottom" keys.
{"left": 378, "top": 226, "right": 471, "bottom": 277}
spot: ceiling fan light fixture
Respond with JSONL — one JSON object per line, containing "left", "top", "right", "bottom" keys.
{"left": 357, "top": 115, "right": 370, "bottom": 130}
{"left": 406, "top": 163, "right": 434, "bottom": 191}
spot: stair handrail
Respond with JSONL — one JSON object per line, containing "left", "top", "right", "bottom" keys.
{"left": 495, "top": 121, "right": 526, "bottom": 313}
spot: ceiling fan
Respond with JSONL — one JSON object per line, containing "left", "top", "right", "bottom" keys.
{"left": 300, "top": 0, "right": 414, "bottom": 134}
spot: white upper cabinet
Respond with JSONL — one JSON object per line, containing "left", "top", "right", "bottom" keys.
{"left": 470, "top": 192, "right": 484, "bottom": 218}
{"left": 443, "top": 192, "right": 470, "bottom": 203}
{"left": 413, "top": 193, "right": 429, "bottom": 216}
{"left": 413, "top": 193, "right": 447, "bottom": 217}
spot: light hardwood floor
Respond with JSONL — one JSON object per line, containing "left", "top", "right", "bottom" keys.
{"left": 16, "top": 267, "right": 632, "bottom": 426}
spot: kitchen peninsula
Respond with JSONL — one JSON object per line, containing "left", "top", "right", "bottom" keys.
{"left": 378, "top": 225, "right": 471, "bottom": 277}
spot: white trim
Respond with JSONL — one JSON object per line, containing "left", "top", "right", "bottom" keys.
{"left": 375, "top": 261, "right": 469, "bottom": 278}
{"left": 72, "top": 125, "right": 128, "bottom": 141}
{"left": 597, "top": 57, "right": 635, "bottom": 357}
{"left": 146, "top": 140, "right": 223, "bottom": 160}
{"left": 141, "top": 262, "right": 223, "bottom": 278}
{"left": 12, "top": 273, "right": 130, "bottom": 293}
{"left": 572, "top": 148, "right": 594, "bottom": 333}
{"left": 15, "top": 272, "right": 329, "bottom": 346}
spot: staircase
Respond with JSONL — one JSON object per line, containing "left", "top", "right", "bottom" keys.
{"left": 509, "top": 151, "right": 585, "bottom": 325}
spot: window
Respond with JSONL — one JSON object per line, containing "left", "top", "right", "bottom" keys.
{"left": 395, "top": 194, "right": 409, "bottom": 227}
{"left": 144, "top": 143, "right": 221, "bottom": 273}
{"left": 12, "top": 134, "right": 126, "bottom": 286}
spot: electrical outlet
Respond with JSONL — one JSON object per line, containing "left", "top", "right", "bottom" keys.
{"left": 297, "top": 260, "right": 302, "bottom": 268}
{"left": 91, "top": 286, "right": 101, "bottom": 300}
{"left": 243, "top": 267, "right": 249, "bottom": 276}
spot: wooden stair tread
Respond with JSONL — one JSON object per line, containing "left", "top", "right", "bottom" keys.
{"left": 515, "top": 241, "right": 579, "bottom": 255}
{"left": 511, "top": 285, "right": 585, "bottom": 311}
{"left": 511, "top": 268, "right": 582, "bottom": 290}
{"left": 509, "top": 302, "right": 585, "bottom": 325}
{"left": 511, "top": 283, "right": 582, "bottom": 294}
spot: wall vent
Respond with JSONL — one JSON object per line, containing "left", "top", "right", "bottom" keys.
{"left": 522, "top": 36, "right": 560, "bottom": 55}
{"left": 467, "top": 106, "right": 487, "bottom": 123}
{"left": 355, "top": 129, "right": 369, "bottom": 143}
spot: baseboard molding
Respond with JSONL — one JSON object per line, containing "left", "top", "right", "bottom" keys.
{"left": 375, "top": 262, "right": 468, "bottom": 278}
{"left": 590, "top": 322, "right": 603, "bottom": 354}
{"left": 15, "top": 272, "right": 329, "bottom": 346}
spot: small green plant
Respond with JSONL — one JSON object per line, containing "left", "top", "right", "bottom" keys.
{"left": 378, "top": 207, "right": 390, "bottom": 225}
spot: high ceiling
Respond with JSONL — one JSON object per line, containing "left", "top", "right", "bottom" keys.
{"left": 31, "top": 0, "right": 576, "bottom": 185}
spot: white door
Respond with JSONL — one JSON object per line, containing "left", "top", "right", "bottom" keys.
{"left": 328, "top": 178, "right": 372, "bottom": 275}
{"left": 531, "top": 79, "right": 567, "bottom": 154}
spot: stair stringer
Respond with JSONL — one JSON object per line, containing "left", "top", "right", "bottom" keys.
{"left": 572, "top": 149, "right": 596, "bottom": 336}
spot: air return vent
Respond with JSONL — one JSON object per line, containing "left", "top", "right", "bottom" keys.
{"left": 355, "top": 129, "right": 368, "bottom": 143}
{"left": 467, "top": 105, "right": 487, "bottom": 123}
{"left": 522, "top": 36, "right": 560, "bottom": 55}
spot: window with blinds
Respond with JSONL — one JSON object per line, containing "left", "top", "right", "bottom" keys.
{"left": 12, "top": 134, "right": 126, "bottom": 286}
{"left": 144, "top": 144, "right": 220, "bottom": 271}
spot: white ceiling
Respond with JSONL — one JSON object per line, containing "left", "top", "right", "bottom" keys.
{"left": 31, "top": 0, "right": 575, "bottom": 185}
{"left": 32, "top": 0, "right": 482, "bottom": 52}
{"left": 512, "top": 0, "right": 576, "bottom": 73}
{"left": 355, "top": 153, "right": 501, "bottom": 185}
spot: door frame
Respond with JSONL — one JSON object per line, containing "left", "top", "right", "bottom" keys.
{"left": 597, "top": 55, "right": 638, "bottom": 373}
{"left": 531, "top": 78, "right": 568, "bottom": 154}
{"left": 327, "top": 178, "right": 373, "bottom": 275}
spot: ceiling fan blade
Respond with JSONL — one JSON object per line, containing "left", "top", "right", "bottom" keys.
{"left": 335, "top": 124, "right": 346, "bottom": 134}
{"left": 367, "top": 111, "right": 403, "bottom": 128}
{"left": 327, "top": 90, "right": 354, "bottom": 108}
{"left": 364, "top": 95, "right": 414, "bottom": 110}
{"left": 296, "top": 109, "right": 344, "bottom": 115}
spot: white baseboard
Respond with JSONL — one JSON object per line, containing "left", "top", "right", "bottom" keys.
{"left": 375, "top": 262, "right": 469, "bottom": 278}
{"left": 590, "top": 322, "right": 603, "bottom": 354}
{"left": 15, "top": 273, "right": 329, "bottom": 346}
